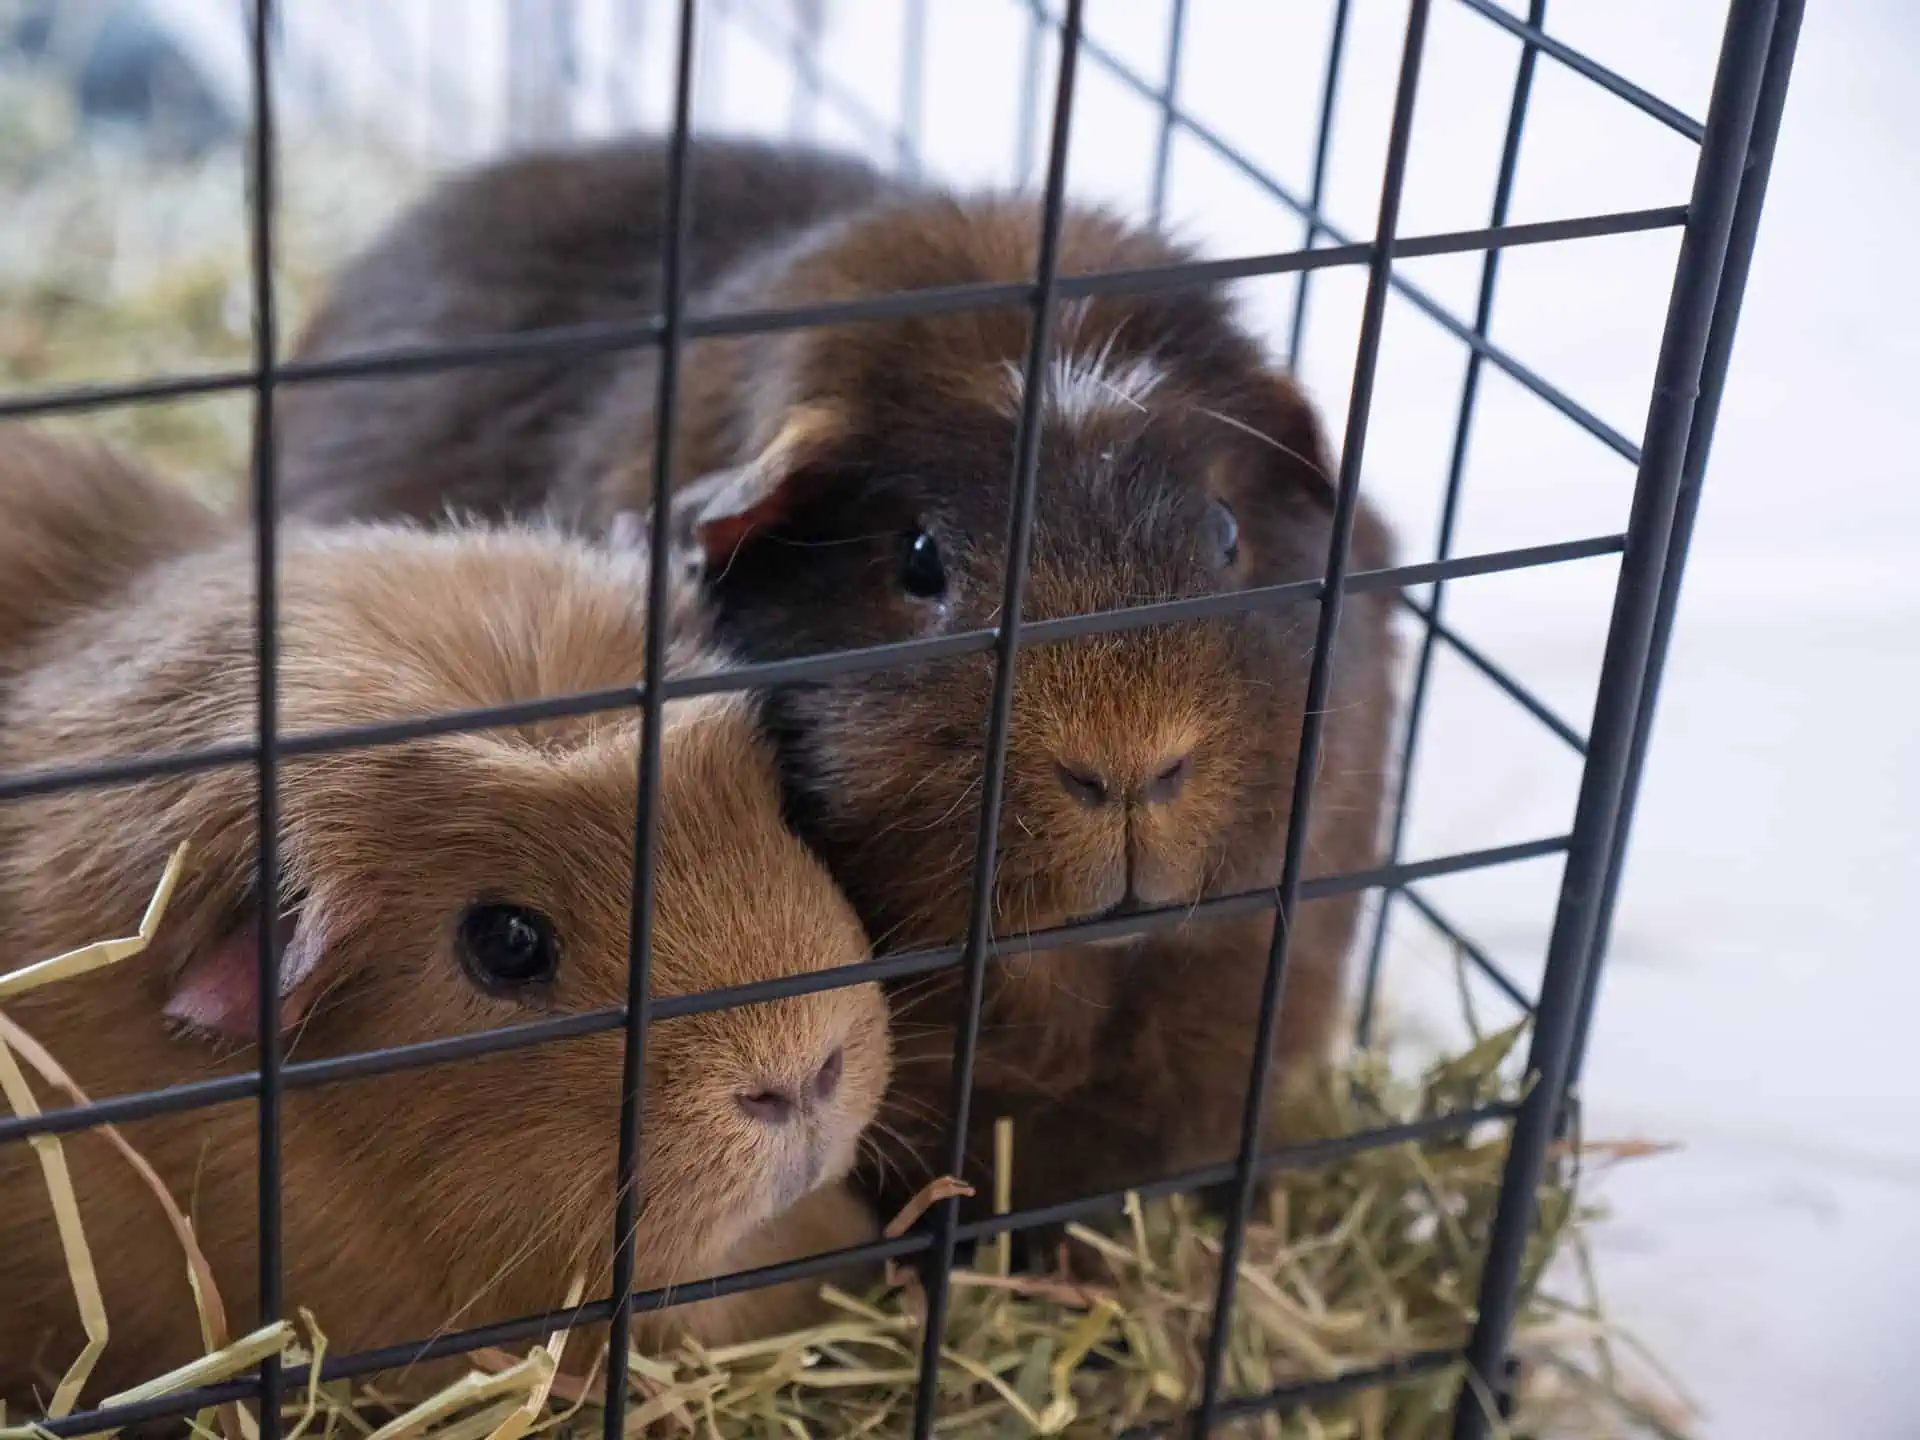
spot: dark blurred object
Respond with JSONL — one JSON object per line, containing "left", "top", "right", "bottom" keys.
{"left": 5, "top": 0, "right": 237, "bottom": 158}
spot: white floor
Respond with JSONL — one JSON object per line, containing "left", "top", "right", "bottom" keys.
{"left": 41, "top": 1, "right": 1920, "bottom": 1433}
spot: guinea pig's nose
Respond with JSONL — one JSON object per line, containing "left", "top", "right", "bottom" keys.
{"left": 1140, "top": 752, "right": 1192, "bottom": 806}
{"left": 1055, "top": 759, "right": 1112, "bottom": 808}
{"left": 812, "top": 1044, "right": 845, "bottom": 1104}
{"left": 737, "top": 1085, "right": 800, "bottom": 1125}
{"left": 737, "top": 1045, "right": 845, "bottom": 1125}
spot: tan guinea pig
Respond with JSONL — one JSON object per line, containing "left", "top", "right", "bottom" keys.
{"left": 0, "top": 431, "right": 889, "bottom": 1412}
{"left": 273, "top": 139, "right": 1399, "bottom": 1226}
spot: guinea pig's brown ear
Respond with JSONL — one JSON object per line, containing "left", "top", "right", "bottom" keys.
{"left": 1229, "top": 370, "right": 1340, "bottom": 505}
{"left": 677, "top": 404, "right": 846, "bottom": 571}
{"left": 163, "top": 903, "right": 336, "bottom": 1043}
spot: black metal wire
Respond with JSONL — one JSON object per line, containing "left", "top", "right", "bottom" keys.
{"left": 900, "top": 0, "right": 928, "bottom": 175}
{"left": 1013, "top": 0, "right": 1046, "bottom": 187}
{"left": 1453, "top": 3, "right": 1785, "bottom": 1430}
{"left": 1288, "top": 0, "right": 1352, "bottom": 367}
{"left": 785, "top": 0, "right": 822, "bottom": 141}
{"left": 1131, "top": 1349, "right": 1463, "bottom": 1438}
{"left": 601, "top": 4, "right": 695, "bottom": 1434}
{"left": 1400, "top": 594, "right": 1587, "bottom": 754}
{"left": 1359, "top": 0, "right": 1548, "bottom": 1049}
{"left": 1147, "top": 0, "right": 1189, "bottom": 226}
{"left": 1030, "top": 3, "right": 1643, "bottom": 466}
{"left": 0, "top": 203, "right": 1682, "bottom": 425}
{"left": 1194, "top": 3, "right": 1433, "bottom": 1431}
{"left": 730, "top": 0, "right": 912, "bottom": 163}
{"left": 1400, "top": 887, "right": 1536, "bottom": 1015}
{"left": 1565, "top": 0, "right": 1806, "bottom": 1095}
{"left": 1453, "top": 0, "right": 1706, "bottom": 143}
{"left": 909, "top": 4, "right": 1084, "bottom": 1431}
{"left": 0, "top": 830, "right": 1565, "bottom": 1152}
{"left": 244, "top": 2, "right": 285, "bottom": 1433}
{"left": 0, "top": 2, "right": 1800, "bottom": 1430}
{"left": 0, "top": 531, "right": 1624, "bottom": 808}
{"left": 27, "top": 1099, "right": 1516, "bottom": 1438}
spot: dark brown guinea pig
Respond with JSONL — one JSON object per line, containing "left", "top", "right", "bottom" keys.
{"left": 277, "top": 137, "right": 891, "bottom": 524}
{"left": 0, "top": 431, "right": 889, "bottom": 1409}
{"left": 275, "top": 141, "right": 1398, "bottom": 1223}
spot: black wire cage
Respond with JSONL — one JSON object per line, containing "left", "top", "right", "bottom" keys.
{"left": 0, "top": 0, "right": 1804, "bottom": 1435}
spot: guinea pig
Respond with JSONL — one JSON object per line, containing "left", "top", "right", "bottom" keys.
{"left": 274, "top": 140, "right": 1398, "bottom": 1223}
{"left": 0, "top": 431, "right": 890, "bottom": 1410}
{"left": 277, "top": 137, "right": 892, "bottom": 524}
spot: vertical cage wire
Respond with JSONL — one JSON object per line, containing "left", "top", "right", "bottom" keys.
{"left": 1453, "top": 1, "right": 1793, "bottom": 1430}
{"left": 1286, "top": 0, "right": 1352, "bottom": 367}
{"left": 1355, "top": 0, "right": 1546, "bottom": 1050}
{"left": 785, "top": 0, "right": 824, "bottom": 143}
{"left": 907, "top": 3, "right": 1085, "bottom": 1435}
{"left": 1192, "top": 1, "right": 1433, "bottom": 1432}
{"left": 245, "top": 0, "right": 286, "bottom": 1434}
{"left": 1146, "top": 0, "right": 1188, "bottom": 227}
{"left": 600, "top": 4, "right": 697, "bottom": 1435}
{"left": 1012, "top": 2, "right": 1047, "bottom": 187}
{"left": 1564, "top": 0, "right": 1807, "bottom": 1098}
{"left": 899, "top": 0, "right": 928, "bottom": 175}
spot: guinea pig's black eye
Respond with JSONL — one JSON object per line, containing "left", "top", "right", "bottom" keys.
{"left": 900, "top": 527, "right": 948, "bottom": 599}
{"left": 1206, "top": 498, "right": 1240, "bottom": 568}
{"left": 457, "top": 903, "right": 560, "bottom": 994}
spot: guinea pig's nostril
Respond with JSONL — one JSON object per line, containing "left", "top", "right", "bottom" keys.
{"left": 812, "top": 1045, "right": 845, "bottom": 1103}
{"left": 1143, "top": 754, "right": 1192, "bottom": 805}
{"left": 737, "top": 1086, "right": 799, "bottom": 1124}
{"left": 1055, "top": 760, "right": 1110, "bottom": 808}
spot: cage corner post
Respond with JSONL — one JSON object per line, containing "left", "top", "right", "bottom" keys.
{"left": 1561, "top": 0, "right": 1807, "bottom": 1099}
{"left": 1449, "top": 1, "right": 1802, "bottom": 1434}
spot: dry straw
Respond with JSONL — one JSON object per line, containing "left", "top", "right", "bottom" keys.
{"left": 0, "top": 846, "right": 1692, "bottom": 1439}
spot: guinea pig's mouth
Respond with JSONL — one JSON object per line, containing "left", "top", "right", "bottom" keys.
{"left": 1069, "top": 894, "right": 1153, "bottom": 951}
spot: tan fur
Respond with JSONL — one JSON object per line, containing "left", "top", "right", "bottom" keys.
{"left": 273, "top": 144, "right": 1399, "bottom": 1223}
{"left": 0, "top": 432, "right": 890, "bottom": 1410}
{"left": 567, "top": 199, "right": 1399, "bottom": 1212}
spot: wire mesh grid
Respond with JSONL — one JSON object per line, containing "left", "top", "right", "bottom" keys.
{"left": 0, "top": 0, "right": 1804, "bottom": 1435}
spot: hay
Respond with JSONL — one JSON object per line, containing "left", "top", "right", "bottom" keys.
{"left": 0, "top": 60, "right": 420, "bottom": 496}
{"left": 0, "top": 844, "right": 194, "bottom": 1421}
{"left": 3, "top": 908, "right": 1694, "bottom": 1440}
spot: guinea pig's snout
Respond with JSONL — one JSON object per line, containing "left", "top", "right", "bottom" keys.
{"left": 735, "top": 1044, "right": 845, "bottom": 1125}
{"left": 1053, "top": 749, "right": 1193, "bottom": 809}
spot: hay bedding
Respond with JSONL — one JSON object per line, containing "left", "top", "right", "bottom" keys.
{"left": 1, "top": 67, "right": 1692, "bottom": 1439}
{"left": 0, "top": 849, "right": 1690, "bottom": 1440}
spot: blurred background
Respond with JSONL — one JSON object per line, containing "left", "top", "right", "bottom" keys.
{"left": 1, "top": 2, "right": 1913, "bottom": 1434}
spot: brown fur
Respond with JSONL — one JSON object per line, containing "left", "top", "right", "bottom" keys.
{"left": 0, "top": 432, "right": 888, "bottom": 1411}
{"left": 276, "top": 141, "right": 1399, "bottom": 1224}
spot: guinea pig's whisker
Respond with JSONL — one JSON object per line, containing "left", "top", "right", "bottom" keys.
{"left": 881, "top": 772, "right": 982, "bottom": 836}
{"left": 860, "top": 1131, "right": 912, "bottom": 1192}
{"left": 1193, "top": 405, "right": 1334, "bottom": 486}
{"left": 767, "top": 528, "right": 903, "bottom": 552}
{"left": 411, "top": 1203, "right": 592, "bottom": 1384}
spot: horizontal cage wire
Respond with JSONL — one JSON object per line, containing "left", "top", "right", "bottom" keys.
{"left": 0, "top": 0, "right": 1804, "bottom": 1435}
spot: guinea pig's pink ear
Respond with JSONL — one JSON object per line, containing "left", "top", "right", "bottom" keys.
{"left": 163, "top": 905, "right": 335, "bottom": 1043}
{"left": 679, "top": 404, "right": 846, "bottom": 571}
